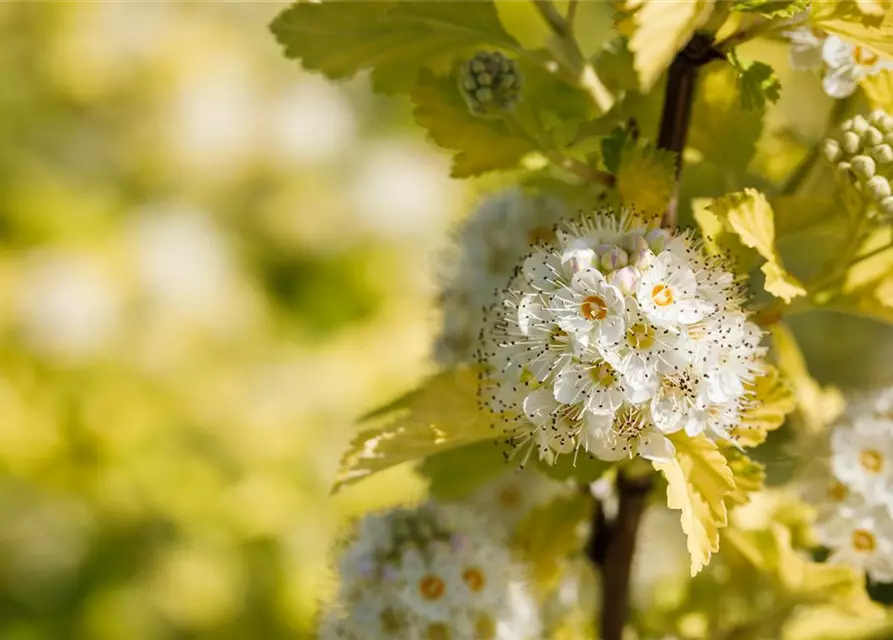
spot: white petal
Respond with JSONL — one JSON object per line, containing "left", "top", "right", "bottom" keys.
{"left": 822, "top": 36, "right": 855, "bottom": 67}
{"left": 823, "top": 65, "right": 859, "bottom": 98}
{"left": 638, "top": 432, "right": 676, "bottom": 462}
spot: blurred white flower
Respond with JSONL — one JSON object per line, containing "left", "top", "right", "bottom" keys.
{"left": 784, "top": 26, "right": 825, "bottom": 71}
{"left": 269, "top": 77, "right": 356, "bottom": 166}
{"left": 822, "top": 36, "right": 893, "bottom": 99}
{"left": 17, "top": 250, "right": 121, "bottom": 361}
{"left": 350, "top": 141, "right": 457, "bottom": 240}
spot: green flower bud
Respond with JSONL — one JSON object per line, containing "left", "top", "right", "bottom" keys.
{"left": 851, "top": 115, "right": 870, "bottom": 135}
{"left": 864, "top": 126, "right": 884, "bottom": 147}
{"left": 852, "top": 155, "right": 877, "bottom": 179}
{"left": 601, "top": 246, "right": 629, "bottom": 272}
{"left": 881, "top": 196, "right": 893, "bottom": 217}
{"left": 645, "top": 229, "right": 670, "bottom": 254}
{"left": 842, "top": 131, "right": 862, "bottom": 155}
{"left": 841, "top": 118, "right": 854, "bottom": 132}
{"left": 459, "top": 51, "right": 522, "bottom": 118}
{"left": 836, "top": 161, "right": 852, "bottom": 177}
{"left": 608, "top": 266, "right": 639, "bottom": 295}
{"left": 866, "top": 175, "right": 892, "bottom": 200}
{"left": 873, "top": 144, "right": 893, "bottom": 164}
{"left": 882, "top": 115, "right": 893, "bottom": 133}
{"left": 630, "top": 249, "right": 655, "bottom": 271}
{"left": 869, "top": 110, "right": 887, "bottom": 127}
{"left": 822, "top": 138, "right": 843, "bottom": 164}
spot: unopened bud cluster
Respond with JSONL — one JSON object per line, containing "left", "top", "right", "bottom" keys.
{"left": 823, "top": 110, "right": 893, "bottom": 217}
{"left": 459, "top": 51, "right": 522, "bottom": 117}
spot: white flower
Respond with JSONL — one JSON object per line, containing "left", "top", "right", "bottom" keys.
{"left": 461, "top": 468, "right": 569, "bottom": 533}
{"left": 817, "top": 505, "right": 893, "bottom": 583}
{"left": 478, "top": 209, "right": 765, "bottom": 464}
{"left": 830, "top": 417, "right": 893, "bottom": 508}
{"left": 321, "top": 504, "right": 540, "bottom": 639}
{"left": 785, "top": 26, "right": 825, "bottom": 71}
{"left": 552, "top": 268, "right": 626, "bottom": 347}
{"left": 822, "top": 36, "right": 893, "bottom": 99}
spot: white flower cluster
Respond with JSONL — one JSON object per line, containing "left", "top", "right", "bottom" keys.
{"left": 320, "top": 503, "right": 540, "bottom": 639}
{"left": 807, "top": 388, "right": 893, "bottom": 582}
{"left": 786, "top": 27, "right": 893, "bottom": 99}
{"left": 478, "top": 211, "right": 766, "bottom": 465}
{"left": 462, "top": 468, "right": 570, "bottom": 534}
{"left": 435, "top": 189, "right": 570, "bottom": 367}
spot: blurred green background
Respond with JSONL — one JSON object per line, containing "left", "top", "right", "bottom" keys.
{"left": 3, "top": 2, "right": 893, "bottom": 639}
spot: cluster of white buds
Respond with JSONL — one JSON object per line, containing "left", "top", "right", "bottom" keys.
{"left": 459, "top": 51, "right": 522, "bottom": 118}
{"left": 477, "top": 210, "right": 767, "bottom": 465}
{"left": 319, "top": 503, "right": 540, "bottom": 639}
{"left": 823, "top": 110, "right": 893, "bottom": 217}
{"left": 805, "top": 388, "right": 893, "bottom": 583}
{"left": 435, "top": 190, "right": 570, "bottom": 367}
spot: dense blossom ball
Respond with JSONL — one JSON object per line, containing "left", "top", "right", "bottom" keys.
{"left": 319, "top": 503, "right": 540, "bottom": 639}
{"left": 435, "top": 190, "right": 570, "bottom": 367}
{"left": 476, "top": 210, "right": 767, "bottom": 465}
{"left": 805, "top": 388, "right": 893, "bottom": 582}
{"left": 459, "top": 51, "right": 523, "bottom": 117}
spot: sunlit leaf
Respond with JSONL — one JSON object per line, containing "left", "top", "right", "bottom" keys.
{"left": 653, "top": 433, "right": 736, "bottom": 576}
{"left": 615, "top": 139, "right": 676, "bottom": 222}
{"left": 731, "top": 0, "right": 809, "bottom": 18}
{"left": 723, "top": 448, "right": 766, "bottom": 505}
{"left": 418, "top": 440, "right": 509, "bottom": 500}
{"left": 270, "top": 1, "right": 521, "bottom": 93}
{"left": 333, "top": 367, "right": 495, "bottom": 492}
{"left": 813, "top": 2, "right": 893, "bottom": 57}
{"left": 731, "top": 364, "right": 796, "bottom": 447}
{"left": 729, "top": 55, "right": 782, "bottom": 111}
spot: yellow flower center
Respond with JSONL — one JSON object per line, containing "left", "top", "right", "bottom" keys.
{"left": 498, "top": 486, "right": 521, "bottom": 508}
{"left": 462, "top": 567, "right": 486, "bottom": 592}
{"left": 526, "top": 225, "right": 555, "bottom": 246}
{"left": 627, "top": 322, "right": 655, "bottom": 349}
{"left": 427, "top": 623, "right": 450, "bottom": 640}
{"left": 580, "top": 295, "right": 608, "bottom": 320}
{"left": 419, "top": 575, "right": 446, "bottom": 600}
{"left": 860, "top": 448, "right": 885, "bottom": 474}
{"left": 589, "top": 361, "right": 617, "bottom": 387}
{"left": 475, "top": 614, "right": 496, "bottom": 640}
{"left": 854, "top": 45, "right": 879, "bottom": 66}
{"left": 651, "top": 284, "right": 674, "bottom": 307}
{"left": 852, "top": 529, "right": 876, "bottom": 553}
{"left": 828, "top": 481, "right": 848, "bottom": 502}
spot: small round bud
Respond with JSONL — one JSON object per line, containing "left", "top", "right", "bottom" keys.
{"left": 822, "top": 138, "right": 843, "bottom": 164}
{"left": 880, "top": 196, "right": 893, "bottom": 217}
{"left": 630, "top": 249, "right": 655, "bottom": 271}
{"left": 885, "top": 132, "right": 893, "bottom": 147}
{"left": 864, "top": 126, "right": 884, "bottom": 147}
{"left": 852, "top": 155, "right": 877, "bottom": 179}
{"left": 600, "top": 246, "right": 628, "bottom": 272}
{"left": 851, "top": 115, "right": 870, "bottom": 135}
{"left": 869, "top": 109, "right": 888, "bottom": 127}
{"left": 645, "top": 228, "right": 670, "bottom": 254}
{"left": 459, "top": 51, "right": 522, "bottom": 118}
{"left": 873, "top": 144, "right": 893, "bottom": 164}
{"left": 608, "top": 266, "right": 639, "bottom": 295}
{"left": 842, "top": 131, "right": 862, "bottom": 155}
{"left": 565, "top": 247, "right": 597, "bottom": 274}
{"left": 594, "top": 243, "right": 614, "bottom": 256}
{"left": 836, "top": 161, "right": 852, "bottom": 178}
{"left": 866, "top": 175, "right": 892, "bottom": 200}
{"left": 625, "top": 232, "right": 650, "bottom": 254}
{"left": 841, "top": 118, "right": 854, "bottom": 132}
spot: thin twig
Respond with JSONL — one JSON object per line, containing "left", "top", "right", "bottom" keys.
{"left": 565, "top": 0, "right": 579, "bottom": 35}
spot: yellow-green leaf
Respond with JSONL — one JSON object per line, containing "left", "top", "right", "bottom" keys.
{"left": 861, "top": 69, "right": 893, "bottom": 111}
{"left": 653, "top": 433, "right": 736, "bottom": 576}
{"left": 771, "top": 323, "right": 845, "bottom": 434}
{"left": 730, "top": 364, "right": 796, "bottom": 447}
{"left": 616, "top": 140, "right": 676, "bottom": 222}
{"left": 270, "top": 1, "right": 521, "bottom": 93}
{"left": 412, "top": 70, "right": 535, "bottom": 177}
{"left": 723, "top": 448, "right": 766, "bottom": 505}
{"left": 616, "top": 0, "right": 715, "bottom": 91}
{"left": 514, "top": 494, "right": 591, "bottom": 592}
{"left": 333, "top": 367, "right": 494, "bottom": 492}
{"left": 707, "top": 188, "right": 807, "bottom": 302}
{"left": 813, "top": 2, "right": 893, "bottom": 58}
{"left": 418, "top": 440, "right": 509, "bottom": 500}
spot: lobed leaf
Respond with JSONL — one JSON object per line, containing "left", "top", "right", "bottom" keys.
{"left": 653, "top": 433, "right": 737, "bottom": 576}
{"left": 418, "top": 440, "right": 509, "bottom": 500}
{"left": 813, "top": 1, "right": 893, "bottom": 58}
{"left": 270, "top": 0, "right": 520, "bottom": 93}
{"left": 731, "top": 0, "right": 809, "bottom": 18}
{"left": 333, "top": 367, "right": 495, "bottom": 492}
{"left": 615, "top": 140, "right": 676, "bottom": 222}
{"left": 731, "top": 364, "right": 796, "bottom": 447}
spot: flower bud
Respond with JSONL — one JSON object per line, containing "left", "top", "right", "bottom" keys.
{"left": 600, "top": 246, "right": 628, "bottom": 272}
{"left": 852, "top": 155, "right": 877, "bottom": 180}
{"left": 822, "top": 138, "right": 843, "bottom": 163}
{"left": 882, "top": 115, "right": 893, "bottom": 133}
{"left": 881, "top": 196, "right": 893, "bottom": 217}
{"left": 851, "top": 115, "right": 870, "bottom": 135}
{"left": 841, "top": 118, "right": 854, "bottom": 132}
{"left": 459, "top": 51, "right": 522, "bottom": 117}
{"left": 885, "top": 132, "right": 893, "bottom": 147}
{"left": 630, "top": 249, "right": 655, "bottom": 270}
{"left": 873, "top": 144, "right": 893, "bottom": 164}
{"left": 836, "top": 161, "right": 852, "bottom": 177}
{"left": 866, "top": 175, "right": 892, "bottom": 200}
{"left": 594, "top": 243, "right": 614, "bottom": 256}
{"left": 608, "top": 266, "right": 639, "bottom": 294}
{"left": 869, "top": 110, "right": 887, "bottom": 127}
{"left": 842, "top": 131, "right": 862, "bottom": 155}
{"left": 625, "top": 232, "right": 649, "bottom": 254}
{"left": 563, "top": 245, "right": 596, "bottom": 274}
{"left": 645, "top": 228, "right": 671, "bottom": 254}
{"left": 864, "top": 126, "right": 884, "bottom": 147}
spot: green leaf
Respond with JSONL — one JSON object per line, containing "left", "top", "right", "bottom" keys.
{"left": 600, "top": 126, "right": 630, "bottom": 174}
{"left": 706, "top": 188, "right": 807, "bottom": 302}
{"left": 412, "top": 70, "right": 535, "bottom": 177}
{"left": 418, "top": 440, "right": 509, "bottom": 500}
{"left": 731, "top": 0, "right": 809, "bottom": 18}
{"left": 653, "top": 433, "right": 736, "bottom": 576}
{"left": 333, "top": 367, "right": 494, "bottom": 492}
{"left": 536, "top": 452, "right": 610, "bottom": 484}
{"left": 771, "top": 323, "right": 845, "bottom": 434}
{"left": 770, "top": 195, "right": 845, "bottom": 238}
{"left": 270, "top": 1, "right": 521, "bottom": 93}
{"left": 729, "top": 55, "right": 781, "bottom": 111}
{"left": 615, "top": 0, "right": 716, "bottom": 91}
{"left": 513, "top": 494, "right": 591, "bottom": 592}
{"left": 731, "top": 364, "right": 796, "bottom": 447}
{"left": 723, "top": 448, "right": 766, "bottom": 506}
{"left": 615, "top": 139, "right": 676, "bottom": 222}
{"left": 689, "top": 63, "right": 764, "bottom": 174}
